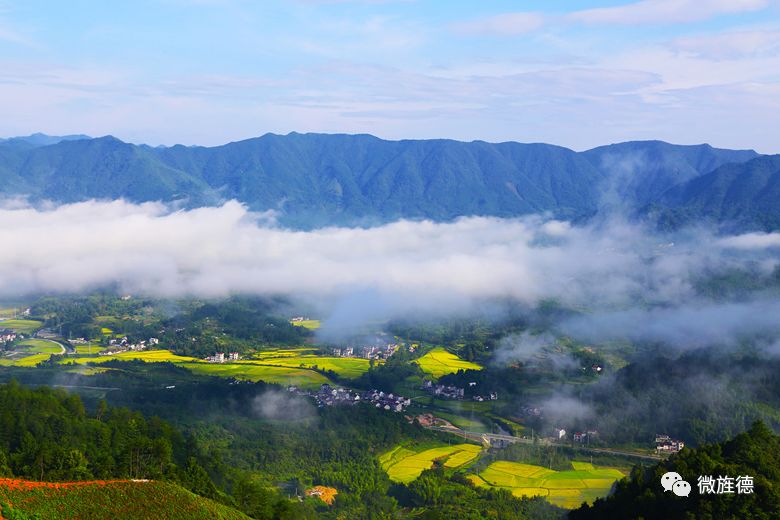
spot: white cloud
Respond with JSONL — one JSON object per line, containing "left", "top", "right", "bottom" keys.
{"left": 0, "top": 199, "right": 768, "bottom": 307}
{"left": 718, "top": 232, "right": 780, "bottom": 249}
{"left": 671, "top": 29, "right": 780, "bottom": 60}
{"left": 451, "top": 12, "right": 545, "bottom": 36}
{"left": 569, "top": 0, "right": 770, "bottom": 26}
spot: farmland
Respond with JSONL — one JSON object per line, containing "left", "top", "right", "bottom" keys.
{"left": 414, "top": 347, "right": 482, "bottom": 378}
{"left": 15, "top": 338, "right": 63, "bottom": 354}
{"left": 74, "top": 343, "right": 107, "bottom": 354}
{"left": 469, "top": 460, "right": 625, "bottom": 509}
{"left": 0, "top": 353, "right": 50, "bottom": 367}
{"left": 60, "top": 349, "right": 330, "bottom": 389}
{"left": 379, "top": 443, "right": 482, "bottom": 483}
{"left": 245, "top": 354, "right": 371, "bottom": 379}
{"left": 66, "top": 350, "right": 199, "bottom": 364}
{"left": 181, "top": 362, "right": 329, "bottom": 388}
{"left": 290, "top": 319, "right": 321, "bottom": 329}
{"left": 0, "top": 318, "right": 42, "bottom": 333}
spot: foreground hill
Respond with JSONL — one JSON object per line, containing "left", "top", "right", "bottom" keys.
{"left": 570, "top": 422, "right": 780, "bottom": 520}
{"left": 0, "top": 479, "right": 251, "bottom": 520}
{"left": 0, "top": 132, "right": 768, "bottom": 229}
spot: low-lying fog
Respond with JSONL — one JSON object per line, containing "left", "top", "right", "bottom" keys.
{"left": 0, "top": 198, "right": 778, "bottom": 346}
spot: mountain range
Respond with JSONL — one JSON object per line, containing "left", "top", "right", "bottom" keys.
{"left": 0, "top": 132, "right": 775, "bottom": 230}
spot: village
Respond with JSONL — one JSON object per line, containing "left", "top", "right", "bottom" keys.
{"left": 330, "top": 343, "right": 400, "bottom": 361}
{"left": 287, "top": 383, "right": 412, "bottom": 413}
{"left": 99, "top": 336, "right": 160, "bottom": 356}
{"left": 421, "top": 379, "right": 498, "bottom": 402}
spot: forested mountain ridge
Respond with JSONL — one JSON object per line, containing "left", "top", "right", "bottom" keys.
{"left": 0, "top": 132, "right": 771, "bottom": 229}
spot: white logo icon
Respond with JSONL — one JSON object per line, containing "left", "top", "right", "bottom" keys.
{"left": 661, "top": 471, "right": 683, "bottom": 492}
{"left": 673, "top": 480, "right": 691, "bottom": 497}
{"left": 661, "top": 471, "right": 690, "bottom": 497}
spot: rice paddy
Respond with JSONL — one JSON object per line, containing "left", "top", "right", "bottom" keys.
{"left": 470, "top": 460, "right": 625, "bottom": 509}
{"left": 379, "top": 443, "right": 482, "bottom": 483}
{"left": 414, "top": 347, "right": 482, "bottom": 378}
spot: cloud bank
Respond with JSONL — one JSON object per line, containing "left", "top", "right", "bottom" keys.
{"left": 0, "top": 199, "right": 777, "bottom": 315}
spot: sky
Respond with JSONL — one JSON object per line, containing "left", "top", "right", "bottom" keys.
{"left": 0, "top": 0, "right": 779, "bottom": 152}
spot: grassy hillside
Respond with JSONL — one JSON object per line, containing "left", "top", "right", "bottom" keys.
{"left": 0, "top": 479, "right": 251, "bottom": 520}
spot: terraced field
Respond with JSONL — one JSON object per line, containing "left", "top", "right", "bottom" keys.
{"left": 379, "top": 443, "right": 482, "bottom": 483}
{"left": 469, "top": 460, "right": 625, "bottom": 509}
{"left": 414, "top": 347, "right": 482, "bottom": 378}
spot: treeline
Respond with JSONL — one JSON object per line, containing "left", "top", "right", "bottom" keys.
{"left": 571, "top": 421, "right": 780, "bottom": 519}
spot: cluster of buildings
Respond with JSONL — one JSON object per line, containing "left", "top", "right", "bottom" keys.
{"left": 655, "top": 434, "right": 685, "bottom": 453}
{"left": 331, "top": 343, "right": 400, "bottom": 360}
{"left": 288, "top": 384, "right": 412, "bottom": 413}
{"left": 204, "top": 352, "right": 240, "bottom": 363}
{"left": 101, "top": 336, "right": 159, "bottom": 356}
{"left": 573, "top": 430, "right": 600, "bottom": 443}
{"left": 421, "top": 380, "right": 498, "bottom": 402}
{"left": 0, "top": 330, "right": 18, "bottom": 345}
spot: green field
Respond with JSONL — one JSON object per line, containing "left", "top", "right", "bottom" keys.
{"left": 0, "top": 319, "right": 43, "bottom": 333}
{"left": 0, "top": 308, "right": 17, "bottom": 318}
{"left": 252, "top": 348, "right": 318, "bottom": 358}
{"left": 74, "top": 344, "right": 107, "bottom": 354}
{"left": 379, "top": 443, "right": 482, "bottom": 483}
{"left": 470, "top": 460, "right": 625, "bottom": 509}
{"left": 15, "top": 339, "right": 63, "bottom": 354}
{"left": 181, "top": 362, "right": 328, "bottom": 388}
{"left": 414, "top": 347, "right": 482, "bottom": 378}
{"left": 243, "top": 355, "right": 371, "bottom": 379}
{"left": 290, "top": 319, "right": 321, "bottom": 329}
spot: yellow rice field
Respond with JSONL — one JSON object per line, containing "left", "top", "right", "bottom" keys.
{"left": 380, "top": 443, "right": 482, "bottom": 483}
{"left": 471, "top": 460, "right": 625, "bottom": 509}
{"left": 414, "top": 347, "right": 483, "bottom": 378}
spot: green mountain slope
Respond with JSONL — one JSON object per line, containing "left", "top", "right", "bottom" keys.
{"left": 647, "top": 155, "right": 780, "bottom": 231}
{"left": 0, "top": 132, "right": 771, "bottom": 229}
{"left": 583, "top": 140, "right": 759, "bottom": 205}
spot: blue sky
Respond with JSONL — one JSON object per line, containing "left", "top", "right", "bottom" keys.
{"left": 0, "top": 0, "right": 779, "bottom": 152}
